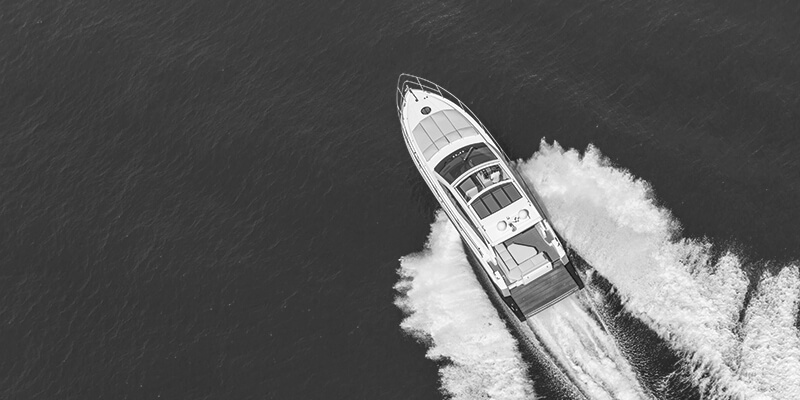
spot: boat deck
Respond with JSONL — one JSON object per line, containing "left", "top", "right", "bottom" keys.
{"left": 398, "top": 74, "right": 585, "bottom": 319}
{"left": 509, "top": 261, "right": 581, "bottom": 317}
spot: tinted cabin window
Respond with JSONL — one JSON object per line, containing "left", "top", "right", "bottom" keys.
{"left": 472, "top": 183, "right": 522, "bottom": 219}
{"left": 435, "top": 144, "right": 496, "bottom": 183}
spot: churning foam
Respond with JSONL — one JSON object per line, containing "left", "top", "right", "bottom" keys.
{"left": 527, "top": 293, "right": 651, "bottom": 400}
{"left": 739, "top": 267, "right": 800, "bottom": 399}
{"left": 395, "top": 212, "right": 536, "bottom": 400}
{"left": 517, "top": 140, "right": 800, "bottom": 399}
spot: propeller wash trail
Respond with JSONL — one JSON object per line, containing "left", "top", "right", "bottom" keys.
{"left": 525, "top": 293, "right": 651, "bottom": 400}
{"left": 518, "top": 140, "right": 800, "bottom": 400}
{"left": 395, "top": 214, "right": 653, "bottom": 400}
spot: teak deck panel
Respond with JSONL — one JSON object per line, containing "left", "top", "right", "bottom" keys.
{"left": 510, "top": 263, "right": 580, "bottom": 317}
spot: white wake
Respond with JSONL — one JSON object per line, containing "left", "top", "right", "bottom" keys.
{"left": 396, "top": 211, "right": 652, "bottom": 400}
{"left": 395, "top": 212, "right": 537, "bottom": 400}
{"left": 395, "top": 140, "right": 800, "bottom": 400}
{"left": 395, "top": 204, "right": 650, "bottom": 399}
{"left": 518, "top": 140, "right": 800, "bottom": 400}
{"left": 526, "top": 292, "right": 651, "bottom": 400}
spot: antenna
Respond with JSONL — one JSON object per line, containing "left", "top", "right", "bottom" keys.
{"left": 462, "top": 146, "right": 474, "bottom": 162}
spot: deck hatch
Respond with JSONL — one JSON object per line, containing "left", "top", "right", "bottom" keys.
{"left": 412, "top": 110, "right": 481, "bottom": 161}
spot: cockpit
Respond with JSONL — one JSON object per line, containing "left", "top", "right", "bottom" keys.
{"left": 456, "top": 165, "right": 506, "bottom": 201}
{"left": 435, "top": 142, "right": 526, "bottom": 221}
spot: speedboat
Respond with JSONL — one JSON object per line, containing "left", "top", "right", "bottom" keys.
{"left": 396, "top": 74, "right": 583, "bottom": 320}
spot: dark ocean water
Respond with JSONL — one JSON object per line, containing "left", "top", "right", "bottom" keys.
{"left": 2, "top": 0, "right": 800, "bottom": 399}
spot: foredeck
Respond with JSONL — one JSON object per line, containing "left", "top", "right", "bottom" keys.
{"left": 509, "top": 261, "right": 580, "bottom": 317}
{"left": 412, "top": 110, "right": 479, "bottom": 160}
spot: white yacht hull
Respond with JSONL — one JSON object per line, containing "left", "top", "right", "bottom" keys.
{"left": 396, "top": 74, "right": 583, "bottom": 319}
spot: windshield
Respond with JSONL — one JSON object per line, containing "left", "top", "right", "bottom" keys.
{"left": 435, "top": 144, "right": 496, "bottom": 183}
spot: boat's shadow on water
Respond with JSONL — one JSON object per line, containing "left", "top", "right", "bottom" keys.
{"left": 466, "top": 246, "right": 706, "bottom": 400}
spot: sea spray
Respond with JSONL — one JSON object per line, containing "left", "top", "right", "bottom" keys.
{"left": 739, "top": 266, "right": 800, "bottom": 399}
{"left": 518, "top": 140, "right": 800, "bottom": 399}
{"left": 527, "top": 293, "right": 652, "bottom": 400}
{"left": 395, "top": 212, "right": 536, "bottom": 400}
